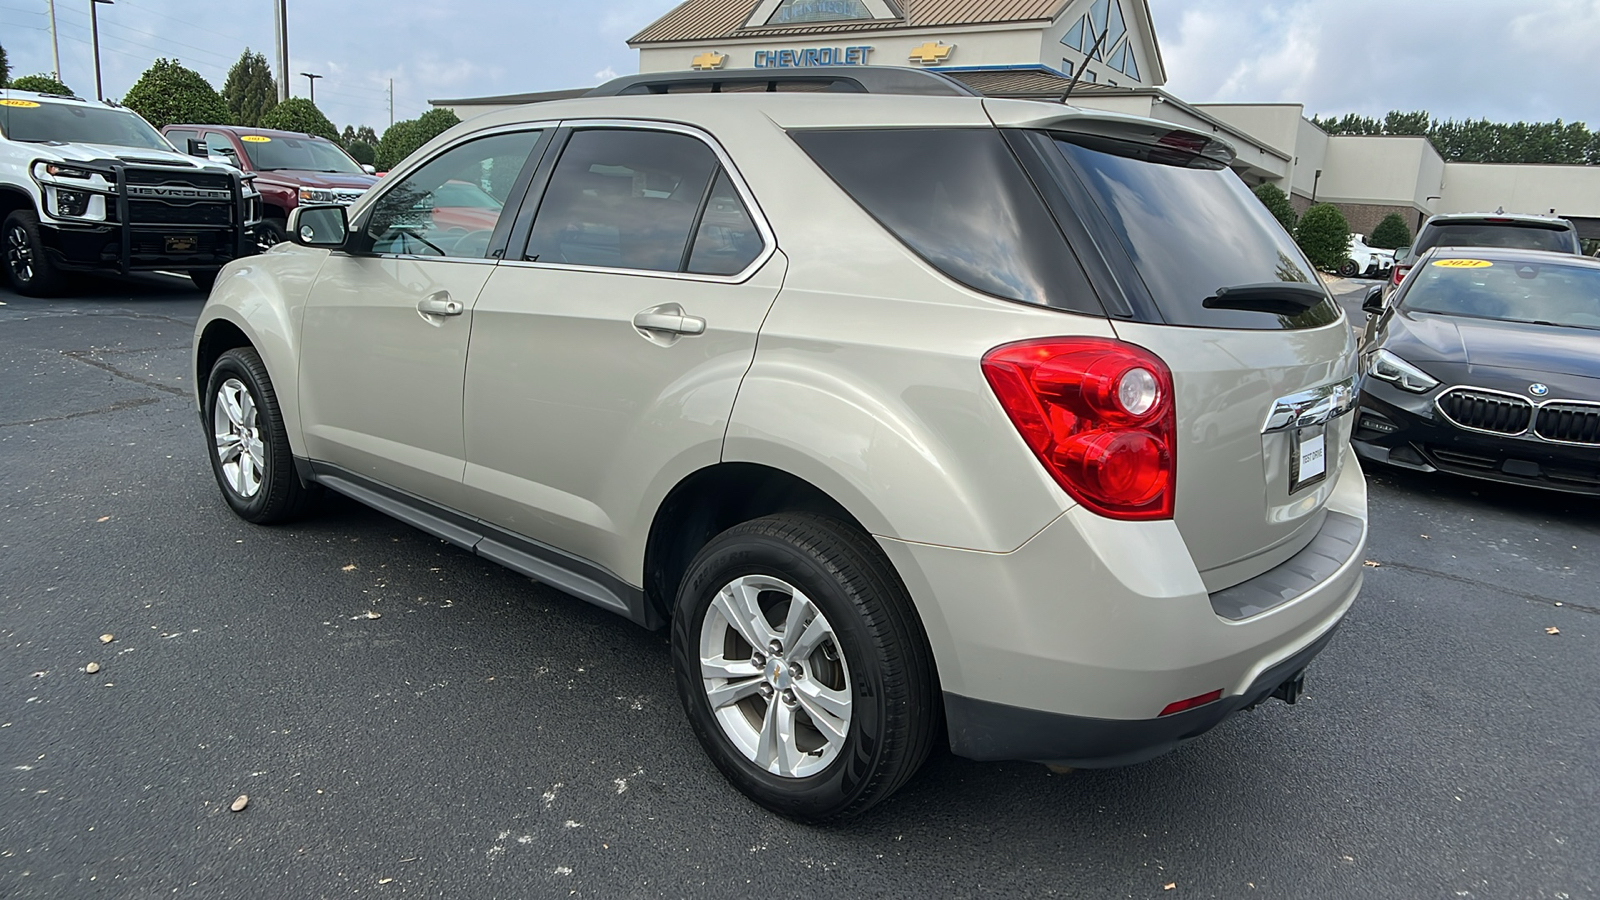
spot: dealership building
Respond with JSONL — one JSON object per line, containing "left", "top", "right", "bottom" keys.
{"left": 435, "top": 0, "right": 1600, "bottom": 241}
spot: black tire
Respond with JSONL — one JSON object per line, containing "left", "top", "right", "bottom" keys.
{"left": 203, "top": 346, "right": 320, "bottom": 524}
{"left": 255, "top": 218, "right": 286, "bottom": 254}
{"left": 189, "top": 269, "right": 220, "bottom": 293}
{"left": 1338, "top": 259, "right": 1360, "bottom": 278}
{"left": 3, "top": 209, "right": 65, "bottom": 297}
{"left": 671, "top": 513, "right": 938, "bottom": 822}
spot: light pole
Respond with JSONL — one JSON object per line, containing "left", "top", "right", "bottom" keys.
{"left": 48, "top": 0, "right": 62, "bottom": 81}
{"left": 300, "top": 72, "right": 321, "bottom": 105}
{"left": 273, "top": 0, "right": 289, "bottom": 102}
{"left": 90, "top": 0, "right": 113, "bottom": 101}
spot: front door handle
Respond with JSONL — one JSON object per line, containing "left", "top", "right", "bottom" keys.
{"left": 632, "top": 306, "right": 706, "bottom": 336}
{"left": 418, "top": 293, "right": 463, "bottom": 317}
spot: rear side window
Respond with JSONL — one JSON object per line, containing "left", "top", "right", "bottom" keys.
{"left": 1418, "top": 223, "right": 1578, "bottom": 255}
{"left": 792, "top": 128, "right": 1102, "bottom": 315}
{"left": 1048, "top": 134, "right": 1340, "bottom": 330}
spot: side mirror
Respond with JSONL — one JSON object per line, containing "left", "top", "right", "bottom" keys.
{"left": 1393, "top": 246, "right": 1412, "bottom": 265}
{"left": 186, "top": 138, "right": 208, "bottom": 158}
{"left": 1361, "top": 284, "right": 1387, "bottom": 316}
{"left": 287, "top": 205, "right": 349, "bottom": 249}
{"left": 361, "top": 164, "right": 377, "bottom": 175}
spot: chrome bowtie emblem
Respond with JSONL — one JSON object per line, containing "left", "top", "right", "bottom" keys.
{"left": 1528, "top": 383, "right": 1550, "bottom": 397}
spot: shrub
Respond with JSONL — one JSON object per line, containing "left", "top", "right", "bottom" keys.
{"left": 1252, "top": 183, "right": 1298, "bottom": 234}
{"left": 259, "top": 97, "right": 339, "bottom": 141}
{"left": 1295, "top": 203, "right": 1353, "bottom": 272}
{"left": 221, "top": 49, "right": 278, "bottom": 127}
{"left": 121, "top": 59, "right": 232, "bottom": 129}
{"left": 1369, "top": 213, "right": 1413, "bottom": 250}
{"left": 375, "top": 108, "right": 461, "bottom": 171}
{"left": 10, "top": 73, "right": 74, "bottom": 96}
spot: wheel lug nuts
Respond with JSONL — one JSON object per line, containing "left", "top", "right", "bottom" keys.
{"left": 758, "top": 683, "right": 774, "bottom": 698}
{"left": 782, "top": 689, "right": 797, "bottom": 706}
{"left": 751, "top": 652, "right": 766, "bottom": 668}
{"left": 791, "top": 662, "right": 804, "bottom": 679}
{"left": 769, "top": 640, "right": 784, "bottom": 655}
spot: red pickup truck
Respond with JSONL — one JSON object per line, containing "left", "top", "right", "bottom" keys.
{"left": 162, "top": 124, "right": 378, "bottom": 251}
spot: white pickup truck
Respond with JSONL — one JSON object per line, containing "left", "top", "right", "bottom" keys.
{"left": 1, "top": 88, "right": 261, "bottom": 295}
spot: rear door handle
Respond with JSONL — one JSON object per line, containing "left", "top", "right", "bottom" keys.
{"left": 418, "top": 292, "right": 463, "bottom": 317}
{"left": 632, "top": 307, "right": 706, "bottom": 336}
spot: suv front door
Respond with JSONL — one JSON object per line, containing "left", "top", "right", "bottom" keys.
{"left": 459, "top": 125, "right": 783, "bottom": 581}
{"left": 296, "top": 127, "right": 547, "bottom": 510}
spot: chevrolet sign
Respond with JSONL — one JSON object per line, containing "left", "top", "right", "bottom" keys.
{"left": 126, "top": 185, "right": 232, "bottom": 201}
{"left": 753, "top": 45, "right": 874, "bottom": 68}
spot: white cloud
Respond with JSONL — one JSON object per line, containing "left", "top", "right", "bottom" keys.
{"left": 594, "top": 66, "right": 619, "bottom": 83}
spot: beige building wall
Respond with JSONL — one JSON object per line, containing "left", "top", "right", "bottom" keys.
{"left": 1289, "top": 119, "right": 1330, "bottom": 201}
{"left": 1192, "top": 103, "right": 1302, "bottom": 156}
{"left": 1439, "top": 163, "right": 1600, "bottom": 218}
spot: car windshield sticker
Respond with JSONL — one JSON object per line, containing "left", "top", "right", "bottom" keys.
{"left": 0, "top": 99, "right": 42, "bottom": 108}
{"left": 241, "top": 135, "right": 271, "bottom": 142}
{"left": 1433, "top": 259, "right": 1493, "bottom": 268}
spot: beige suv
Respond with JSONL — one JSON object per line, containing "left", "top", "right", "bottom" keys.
{"left": 193, "top": 68, "right": 1368, "bottom": 821}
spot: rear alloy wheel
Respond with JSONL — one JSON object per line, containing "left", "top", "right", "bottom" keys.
{"left": 1338, "top": 259, "right": 1360, "bottom": 278}
{"left": 4, "top": 209, "right": 64, "bottom": 297}
{"left": 204, "top": 347, "right": 320, "bottom": 524}
{"left": 672, "top": 514, "right": 938, "bottom": 822}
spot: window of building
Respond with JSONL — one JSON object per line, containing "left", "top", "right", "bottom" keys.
{"left": 744, "top": 0, "right": 900, "bottom": 27}
{"left": 1061, "top": 0, "right": 1141, "bottom": 81}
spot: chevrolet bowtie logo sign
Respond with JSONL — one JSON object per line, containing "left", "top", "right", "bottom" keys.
{"left": 691, "top": 52, "right": 728, "bottom": 71}
{"left": 908, "top": 42, "right": 954, "bottom": 65}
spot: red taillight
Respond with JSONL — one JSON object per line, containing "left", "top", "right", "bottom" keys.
{"left": 1391, "top": 264, "right": 1410, "bottom": 285}
{"left": 982, "top": 338, "right": 1176, "bottom": 520}
{"left": 1159, "top": 689, "right": 1223, "bottom": 717}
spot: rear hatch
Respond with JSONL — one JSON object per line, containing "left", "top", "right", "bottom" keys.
{"left": 997, "top": 109, "right": 1358, "bottom": 588}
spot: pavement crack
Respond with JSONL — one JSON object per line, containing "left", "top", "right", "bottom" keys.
{"left": 61, "top": 350, "right": 189, "bottom": 397}
{"left": 1, "top": 396, "right": 161, "bottom": 427}
{"left": 1373, "top": 559, "right": 1599, "bottom": 616}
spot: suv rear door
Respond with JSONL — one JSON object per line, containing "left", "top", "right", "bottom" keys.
{"left": 457, "top": 124, "right": 782, "bottom": 579}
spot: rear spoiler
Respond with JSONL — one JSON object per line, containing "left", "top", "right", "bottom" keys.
{"left": 984, "top": 99, "right": 1237, "bottom": 168}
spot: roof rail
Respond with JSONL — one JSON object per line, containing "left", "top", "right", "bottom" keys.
{"left": 586, "top": 66, "right": 980, "bottom": 98}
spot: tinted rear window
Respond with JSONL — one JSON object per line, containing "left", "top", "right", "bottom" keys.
{"left": 1417, "top": 223, "right": 1578, "bottom": 255}
{"left": 1048, "top": 134, "right": 1340, "bottom": 330}
{"left": 792, "top": 128, "right": 1101, "bottom": 315}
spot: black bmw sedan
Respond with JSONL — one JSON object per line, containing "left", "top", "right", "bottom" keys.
{"left": 1354, "top": 247, "right": 1600, "bottom": 494}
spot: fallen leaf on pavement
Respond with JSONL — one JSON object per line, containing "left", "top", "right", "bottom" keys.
{"left": 1546, "top": 627, "right": 1560, "bottom": 635}
{"left": 85, "top": 663, "right": 101, "bottom": 674}
{"left": 99, "top": 634, "right": 114, "bottom": 644}
{"left": 378, "top": 878, "right": 393, "bottom": 885}
{"left": 96, "top": 517, "right": 111, "bottom": 523}
{"left": 1164, "top": 884, "right": 1176, "bottom": 891}
{"left": 230, "top": 794, "right": 249, "bottom": 812}
{"left": 353, "top": 611, "right": 381, "bottom": 620}
{"left": 1363, "top": 560, "right": 1381, "bottom": 568}
{"left": 341, "top": 564, "right": 357, "bottom": 572}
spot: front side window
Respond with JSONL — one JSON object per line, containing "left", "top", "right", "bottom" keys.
{"left": 204, "top": 133, "right": 240, "bottom": 164}
{"left": 524, "top": 129, "right": 732, "bottom": 274}
{"left": 363, "top": 130, "right": 541, "bottom": 259}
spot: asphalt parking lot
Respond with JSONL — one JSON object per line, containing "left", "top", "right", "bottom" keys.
{"left": 2, "top": 276, "right": 1596, "bottom": 900}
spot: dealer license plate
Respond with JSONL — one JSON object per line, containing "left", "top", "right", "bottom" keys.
{"left": 164, "top": 236, "right": 198, "bottom": 253}
{"left": 1290, "top": 424, "right": 1328, "bottom": 493}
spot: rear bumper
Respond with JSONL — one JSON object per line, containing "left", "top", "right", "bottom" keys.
{"left": 878, "top": 455, "right": 1366, "bottom": 766}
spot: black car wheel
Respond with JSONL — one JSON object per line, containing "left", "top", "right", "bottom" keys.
{"left": 255, "top": 218, "right": 286, "bottom": 254}
{"left": 671, "top": 513, "right": 938, "bottom": 822}
{"left": 3, "top": 210, "right": 64, "bottom": 297}
{"left": 204, "top": 347, "right": 321, "bottom": 524}
{"left": 1338, "top": 259, "right": 1360, "bottom": 278}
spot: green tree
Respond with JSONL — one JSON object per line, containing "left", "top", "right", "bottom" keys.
{"left": 9, "top": 73, "right": 74, "bottom": 96}
{"left": 1252, "top": 183, "right": 1298, "bottom": 233}
{"left": 1295, "top": 203, "right": 1352, "bottom": 272}
{"left": 221, "top": 49, "right": 277, "bottom": 127}
{"left": 121, "top": 58, "right": 232, "bottom": 129}
{"left": 1, "top": 43, "right": 10, "bottom": 86}
{"left": 259, "top": 97, "right": 339, "bottom": 141}
{"left": 375, "top": 108, "right": 460, "bottom": 171}
{"left": 346, "top": 141, "right": 377, "bottom": 166}
{"left": 1382, "top": 110, "right": 1432, "bottom": 135}
{"left": 339, "top": 124, "right": 379, "bottom": 148}
{"left": 1369, "top": 213, "right": 1412, "bottom": 250}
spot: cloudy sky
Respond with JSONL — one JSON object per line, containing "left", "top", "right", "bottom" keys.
{"left": 2, "top": 0, "right": 1597, "bottom": 131}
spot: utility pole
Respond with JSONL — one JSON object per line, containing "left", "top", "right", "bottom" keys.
{"left": 47, "top": 0, "right": 62, "bottom": 80}
{"left": 388, "top": 78, "right": 393, "bottom": 128}
{"left": 273, "top": 0, "right": 289, "bottom": 102}
{"left": 90, "top": 0, "right": 113, "bottom": 101}
{"left": 301, "top": 72, "right": 321, "bottom": 104}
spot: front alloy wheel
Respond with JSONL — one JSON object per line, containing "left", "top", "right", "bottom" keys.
{"left": 699, "top": 575, "right": 853, "bottom": 779}
{"left": 3, "top": 209, "right": 64, "bottom": 296}
{"left": 212, "top": 378, "right": 265, "bottom": 499}
{"left": 203, "top": 346, "right": 320, "bottom": 524}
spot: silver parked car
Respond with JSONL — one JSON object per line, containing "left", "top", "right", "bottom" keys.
{"left": 193, "top": 67, "right": 1368, "bottom": 821}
